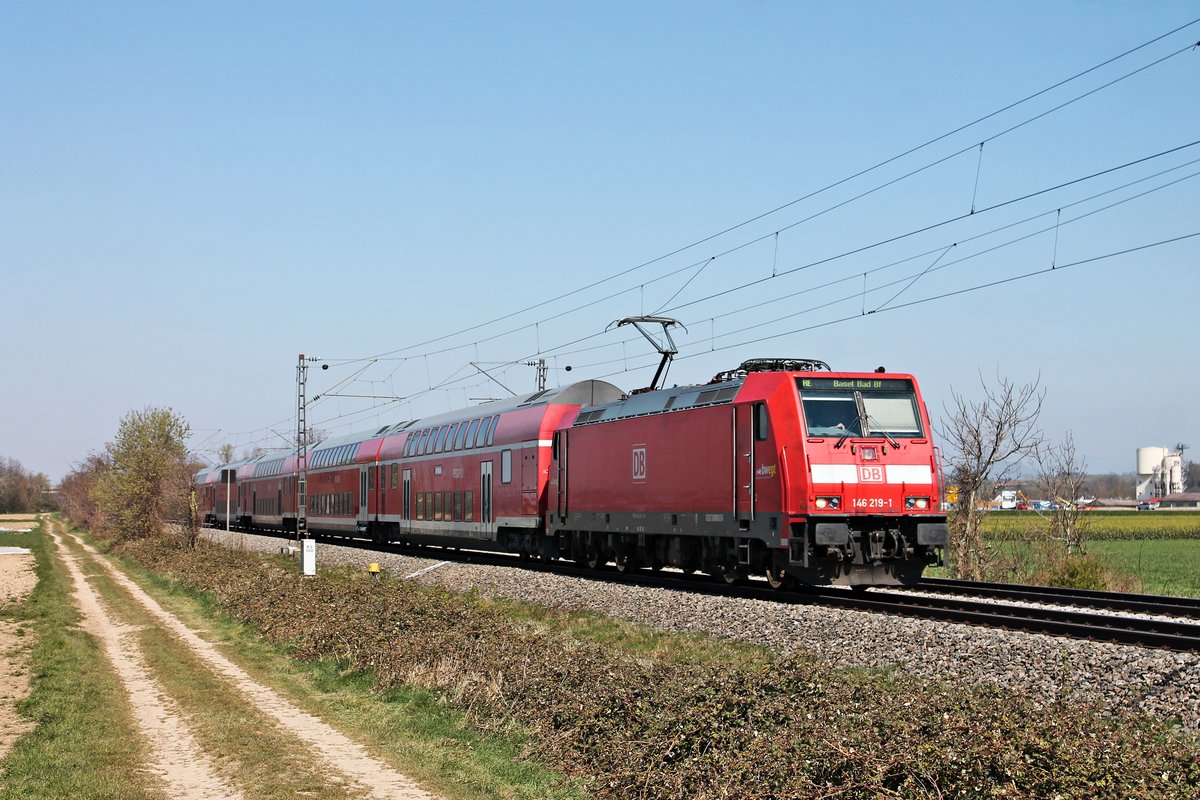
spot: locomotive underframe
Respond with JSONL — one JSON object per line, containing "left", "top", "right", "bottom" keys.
{"left": 547, "top": 509, "right": 946, "bottom": 587}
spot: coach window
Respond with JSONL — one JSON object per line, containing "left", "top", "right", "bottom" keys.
{"left": 501, "top": 449, "right": 512, "bottom": 484}
{"left": 754, "top": 402, "right": 769, "bottom": 441}
{"left": 464, "top": 419, "right": 480, "bottom": 449}
{"left": 446, "top": 423, "right": 460, "bottom": 452}
{"left": 453, "top": 491, "right": 463, "bottom": 521}
{"left": 474, "top": 417, "right": 489, "bottom": 448}
{"left": 434, "top": 425, "right": 449, "bottom": 453}
{"left": 486, "top": 415, "right": 499, "bottom": 446}
{"left": 465, "top": 490, "right": 474, "bottom": 521}
{"left": 434, "top": 492, "right": 443, "bottom": 521}
{"left": 417, "top": 429, "right": 431, "bottom": 455}
{"left": 454, "top": 421, "right": 469, "bottom": 450}
{"left": 416, "top": 493, "right": 424, "bottom": 520}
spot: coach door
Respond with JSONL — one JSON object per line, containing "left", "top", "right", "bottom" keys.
{"left": 480, "top": 461, "right": 494, "bottom": 540}
{"left": 554, "top": 430, "right": 568, "bottom": 519}
{"left": 402, "top": 469, "right": 411, "bottom": 529}
{"left": 359, "top": 467, "right": 369, "bottom": 521}
{"left": 734, "top": 404, "right": 755, "bottom": 523}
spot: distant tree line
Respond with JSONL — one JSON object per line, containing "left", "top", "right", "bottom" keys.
{"left": 0, "top": 456, "right": 53, "bottom": 513}
{"left": 59, "top": 407, "right": 203, "bottom": 546}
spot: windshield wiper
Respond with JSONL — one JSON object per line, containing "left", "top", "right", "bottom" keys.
{"left": 833, "top": 428, "right": 852, "bottom": 449}
{"left": 864, "top": 415, "right": 901, "bottom": 449}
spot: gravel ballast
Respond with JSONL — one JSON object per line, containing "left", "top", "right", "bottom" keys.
{"left": 205, "top": 529, "right": 1200, "bottom": 731}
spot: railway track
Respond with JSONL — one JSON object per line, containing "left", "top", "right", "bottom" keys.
{"left": 798, "top": 585, "right": 1200, "bottom": 652}
{"left": 913, "top": 576, "right": 1200, "bottom": 619}
{"left": 597, "top": 570, "right": 1200, "bottom": 653}
{"left": 243, "top": 528, "right": 1200, "bottom": 652}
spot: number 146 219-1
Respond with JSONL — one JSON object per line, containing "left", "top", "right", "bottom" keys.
{"left": 853, "top": 498, "right": 894, "bottom": 509}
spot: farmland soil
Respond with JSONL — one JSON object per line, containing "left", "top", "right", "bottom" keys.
{"left": 47, "top": 521, "right": 441, "bottom": 800}
{"left": 0, "top": 549, "right": 37, "bottom": 759}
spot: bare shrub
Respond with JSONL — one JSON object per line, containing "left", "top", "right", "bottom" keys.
{"left": 938, "top": 374, "right": 1044, "bottom": 581}
{"left": 1036, "top": 431, "right": 1091, "bottom": 554}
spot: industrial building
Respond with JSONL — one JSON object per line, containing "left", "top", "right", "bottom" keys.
{"left": 1136, "top": 445, "right": 1193, "bottom": 506}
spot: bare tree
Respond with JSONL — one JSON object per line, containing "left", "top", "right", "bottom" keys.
{"left": 58, "top": 453, "right": 111, "bottom": 531}
{"left": 218, "top": 442, "right": 236, "bottom": 464}
{"left": 1036, "top": 431, "right": 1090, "bottom": 555}
{"left": 0, "top": 457, "right": 53, "bottom": 513}
{"left": 938, "top": 373, "right": 1044, "bottom": 581}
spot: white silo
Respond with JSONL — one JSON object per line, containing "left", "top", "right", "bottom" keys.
{"left": 1168, "top": 454, "right": 1185, "bottom": 495}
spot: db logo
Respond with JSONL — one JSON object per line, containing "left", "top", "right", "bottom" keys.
{"left": 858, "top": 465, "right": 884, "bottom": 483}
{"left": 632, "top": 446, "right": 647, "bottom": 481}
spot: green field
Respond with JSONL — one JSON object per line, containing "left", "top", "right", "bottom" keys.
{"left": 947, "top": 510, "right": 1200, "bottom": 595}
{"left": 1086, "top": 539, "right": 1200, "bottom": 597}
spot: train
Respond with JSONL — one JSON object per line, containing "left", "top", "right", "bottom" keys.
{"left": 197, "top": 357, "right": 948, "bottom": 588}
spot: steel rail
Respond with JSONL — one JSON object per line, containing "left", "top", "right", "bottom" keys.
{"left": 914, "top": 576, "right": 1200, "bottom": 619}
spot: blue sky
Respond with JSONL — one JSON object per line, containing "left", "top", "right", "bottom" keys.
{"left": 2, "top": 1, "right": 1197, "bottom": 483}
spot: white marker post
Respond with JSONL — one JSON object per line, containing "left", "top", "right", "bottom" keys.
{"left": 301, "top": 538, "right": 316, "bottom": 576}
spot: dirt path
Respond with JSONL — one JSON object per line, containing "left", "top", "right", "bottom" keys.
{"left": 51, "top": 522, "right": 441, "bottom": 800}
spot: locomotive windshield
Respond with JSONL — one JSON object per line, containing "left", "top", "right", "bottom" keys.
{"left": 798, "top": 379, "right": 923, "bottom": 438}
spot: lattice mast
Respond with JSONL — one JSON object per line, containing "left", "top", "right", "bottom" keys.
{"left": 296, "top": 354, "right": 310, "bottom": 540}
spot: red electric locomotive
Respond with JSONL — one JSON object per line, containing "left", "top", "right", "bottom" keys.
{"left": 199, "top": 358, "right": 946, "bottom": 588}
{"left": 544, "top": 358, "right": 947, "bottom": 588}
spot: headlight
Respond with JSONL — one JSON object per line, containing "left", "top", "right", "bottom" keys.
{"left": 905, "top": 496, "right": 930, "bottom": 510}
{"left": 814, "top": 496, "right": 841, "bottom": 510}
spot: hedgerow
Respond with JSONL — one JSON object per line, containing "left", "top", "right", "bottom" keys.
{"left": 124, "top": 539, "right": 1200, "bottom": 799}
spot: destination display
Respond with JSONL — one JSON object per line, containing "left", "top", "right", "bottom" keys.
{"left": 798, "top": 377, "right": 912, "bottom": 392}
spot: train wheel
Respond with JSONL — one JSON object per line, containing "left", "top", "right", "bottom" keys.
{"left": 715, "top": 564, "right": 744, "bottom": 585}
{"left": 765, "top": 565, "right": 789, "bottom": 590}
{"left": 583, "top": 543, "right": 603, "bottom": 570}
{"left": 614, "top": 551, "right": 639, "bottom": 574}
